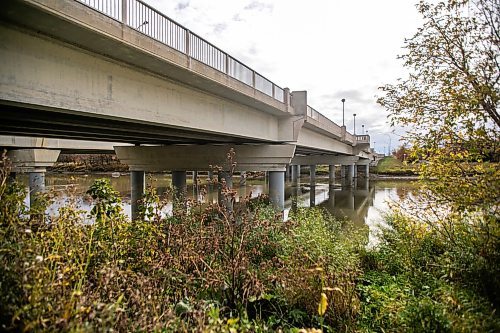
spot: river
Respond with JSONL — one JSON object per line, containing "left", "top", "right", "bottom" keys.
{"left": 16, "top": 172, "right": 420, "bottom": 246}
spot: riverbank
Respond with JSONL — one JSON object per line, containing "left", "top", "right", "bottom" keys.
{"left": 1, "top": 175, "right": 498, "bottom": 332}
{"left": 371, "top": 156, "right": 419, "bottom": 176}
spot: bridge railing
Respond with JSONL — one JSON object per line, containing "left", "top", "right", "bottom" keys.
{"left": 76, "top": 0, "right": 286, "bottom": 103}
{"left": 306, "top": 105, "right": 344, "bottom": 139}
{"left": 356, "top": 135, "right": 370, "bottom": 143}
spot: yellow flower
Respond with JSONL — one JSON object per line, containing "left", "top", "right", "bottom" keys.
{"left": 318, "top": 292, "right": 328, "bottom": 316}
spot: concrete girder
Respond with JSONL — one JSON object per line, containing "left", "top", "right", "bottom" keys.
{"left": 7, "top": 148, "right": 60, "bottom": 172}
{"left": 0, "top": 135, "right": 130, "bottom": 152}
{"left": 0, "top": 25, "right": 284, "bottom": 143}
{"left": 114, "top": 144, "right": 296, "bottom": 172}
{"left": 0, "top": 0, "right": 288, "bottom": 118}
{"left": 296, "top": 127, "right": 353, "bottom": 155}
{"left": 290, "top": 155, "right": 359, "bottom": 166}
{"left": 355, "top": 158, "right": 372, "bottom": 166}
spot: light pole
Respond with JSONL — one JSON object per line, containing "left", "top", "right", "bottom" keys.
{"left": 341, "top": 98, "right": 346, "bottom": 126}
{"left": 353, "top": 113, "right": 357, "bottom": 135}
{"left": 362, "top": 124, "right": 365, "bottom": 135}
{"left": 384, "top": 133, "right": 392, "bottom": 156}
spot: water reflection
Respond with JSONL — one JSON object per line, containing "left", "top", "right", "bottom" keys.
{"left": 285, "top": 177, "right": 374, "bottom": 226}
{"left": 15, "top": 173, "right": 419, "bottom": 245}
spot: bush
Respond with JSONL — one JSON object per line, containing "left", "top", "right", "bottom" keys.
{"left": 1, "top": 156, "right": 368, "bottom": 331}
{"left": 357, "top": 211, "right": 500, "bottom": 332}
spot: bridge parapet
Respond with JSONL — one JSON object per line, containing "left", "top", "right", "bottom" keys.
{"left": 306, "top": 106, "right": 343, "bottom": 138}
{"left": 306, "top": 105, "right": 357, "bottom": 145}
{"left": 77, "top": 0, "right": 287, "bottom": 103}
{"left": 356, "top": 135, "right": 370, "bottom": 144}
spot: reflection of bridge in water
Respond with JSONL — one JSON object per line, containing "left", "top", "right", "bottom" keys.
{"left": 284, "top": 178, "right": 375, "bottom": 225}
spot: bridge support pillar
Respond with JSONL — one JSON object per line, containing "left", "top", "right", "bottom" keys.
{"left": 7, "top": 172, "right": 17, "bottom": 184}
{"left": 172, "top": 171, "right": 187, "bottom": 212}
{"left": 114, "top": 144, "right": 296, "bottom": 210}
{"left": 7, "top": 149, "right": 60, "bottom": 208}
{"left": 207, "top": 170, "right": 215, "bottom": 203}
{"left": 310, "top": 165, "right": 316, "bottom": 207}
{"left": 365, "top": 164, "right": 370, "bottom": 178}
{"left": 269, "top": 171, "right": 285, "bottom": 211}
{"left": 353, "top": 164, "right": 358, "bottom": 178}
{"left": 329, "top": 165, "right": 335, "bottom": 186}
{"left": 130, "top": 171, "right": 145, "bottom": 221}
{"left": 192, "top": 171, "right": 199, "bottom": 198}
{"left": 328, "top": 185, "right": 335, "bottom": 206}
{"left": 347, "top": 164, "right": 355, "bottom": 185}
{"left": 172, "top": 171, "right": 187, "bottom": 204}
{"left": 28, "top": 170, "right": 45, "bottom": 207}
{"left": 239, "top": 171, "right": 247, "bottom": 198}
{"left": 239, "top": 171, "right": 247, "bottom": 186}
{"left": 310, "top": 165, "right": 316, "bottom": 184}
{"left": 291, "top": 165, "right": 299, "bottom": 185}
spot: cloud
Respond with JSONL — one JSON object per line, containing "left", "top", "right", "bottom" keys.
{"left": 232, "top": 14, "right": 243, "bottom": 22}
{"left": 175, "top": 1, "right": 189, "bottom": 11}
{"left": 244, "top": 1, "right": 273, "bottom": 12}
{"left": 322, "top": 90, "right": 375, "bottom": 107}
{"left": 212, "top": 23, "right": 227, "bottom": 34}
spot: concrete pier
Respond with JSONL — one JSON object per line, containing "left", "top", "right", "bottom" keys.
{"left": 291, "top": 164, "right": 299, "bottom": 185}
{"left": 347, "top": 164, "right": 354, "bottom": 185}
{"left": 7, "top": 172, "right": 16, "bottom": 184}
{"left": 172, "top": 171, "right": 187, "bottom": 200}
{"left": 28, "top": 170, "right": 45, "bottom": 207}
{"left": 192, "top": 171, "right": 199, "bottom": 198}
{"left": 309, "top": 165, "right": 316, "bottom": 184}
{"left": 7, "top": 149, "right": 60, "bottom": 209}
{"left": 130, "top": 170, "right": 145, "bottom": 221}
{"left": 329, "top": 165, "right": 335, "bottom": 186}
{"left": 269, "top": 171, "right": 285, "bottom": 211}
{"left": 310, "top": 164, "right": 316, "bottom": 207}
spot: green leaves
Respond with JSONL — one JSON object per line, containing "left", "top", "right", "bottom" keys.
{"left": 86, "top": 178, "right": 123, "bottom": 222}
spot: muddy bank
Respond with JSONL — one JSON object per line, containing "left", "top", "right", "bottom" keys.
{"left": 49, "top": 154, "right": 129, "bottom": 173}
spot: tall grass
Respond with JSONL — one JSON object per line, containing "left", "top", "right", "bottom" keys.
{"left": 0, "top": 154, "right": 365, "bottom": 332}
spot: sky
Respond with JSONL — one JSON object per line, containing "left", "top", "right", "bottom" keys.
{"left": 144, "top": 0, "right": 424, "bottom": 154}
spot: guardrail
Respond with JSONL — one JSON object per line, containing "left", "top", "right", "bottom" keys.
{"left": 356, "top": 135, "right": 370, "bottom": 143}
{"left": 76, "top": 0, "right": 286, "bottom": 103}
{"left": 306, "top": 105, "right": 344, "bottom": 139}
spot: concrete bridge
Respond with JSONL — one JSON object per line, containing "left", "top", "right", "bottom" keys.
{"left": 0, "top": 0, "right": 375, "bottom": 217}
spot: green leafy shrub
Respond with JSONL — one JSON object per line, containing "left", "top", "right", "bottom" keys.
{"left": 358, "top": 211, "right": 500, "bottom": 332}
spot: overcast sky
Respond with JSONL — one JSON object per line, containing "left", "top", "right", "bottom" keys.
{"left": 144, "top": 0, "right": 423, "bottom": 154}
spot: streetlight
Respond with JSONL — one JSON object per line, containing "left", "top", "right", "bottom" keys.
{"left": 362, "top": 124, "right": 365, "bottom": 135}
{"left": 384, "top": 133, "right": 392, "bottom": 156}
{"left": 353, "top": 113, "right": 357, "bottom": 135}
{"left": 341, "top": 98, "right": 346, "bottom": 126}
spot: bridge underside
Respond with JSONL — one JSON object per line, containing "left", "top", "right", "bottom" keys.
{"left": 0, "top": 102, "right": 269, "bottom": 145}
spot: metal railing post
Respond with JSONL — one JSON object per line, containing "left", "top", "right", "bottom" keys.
{"left": 185, "top": 29, "right": 190, "bottom": 56}
{"left": 121, "top": 0, "right": 127, "bottom": 25}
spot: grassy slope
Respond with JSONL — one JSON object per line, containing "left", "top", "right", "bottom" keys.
{"left": 373, "top": 156, "right": 418, "bottom": 175}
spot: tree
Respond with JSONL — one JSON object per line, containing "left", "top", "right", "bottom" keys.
{"left": 393, "top": 145, "right": 409, "bottom": 161}
{"left": 378, "top": 0, "right": 499, "bottom": 213}
{"left": 379, "top": 0, "right": 500, "bottom": 305}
